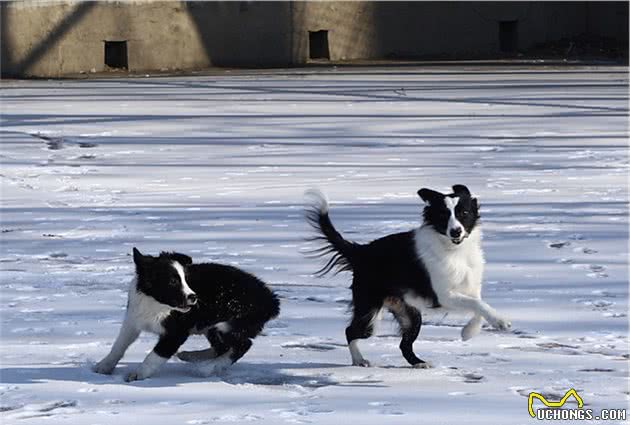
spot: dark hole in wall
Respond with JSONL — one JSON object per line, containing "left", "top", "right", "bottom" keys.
{"left": 499, "top": 21, "right": 518, "bottom": 53}
{"left": 104, "top": 41, "right": 128, "bottom": 69}
{"left": 309, "top": 30, "right": 330, "bottom": 60}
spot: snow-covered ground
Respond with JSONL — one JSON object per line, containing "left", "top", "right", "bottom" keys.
{"left": 1, "top": 66, "right": 628, "bottom": 424}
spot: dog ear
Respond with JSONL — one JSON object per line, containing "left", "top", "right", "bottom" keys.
{"left": 133, "top": 247, "right": 147, "bottom": 266}
{"left": 417, "top": 188, "right": 443, "bottom": 205}
{"left": 133, "top": 247, "right": 142, "bottom": 262}
{"left": 160, "top": 251, "right": 193, "bottom": 266}
{"left": 452, "top": 185, "right": 471, "bottom": 196}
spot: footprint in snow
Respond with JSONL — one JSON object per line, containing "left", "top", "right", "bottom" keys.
{"left": 578, "top": 368, "right": 615, "bottom": 373}
{"left": 573, "top": 247, "right": 598, "bottom": 254}
{"left": 575, "top": 298, "right": 614, "bottom": 309}
{"left": 571, "top": 263, "right": 608, "bottom": 278}
{"left": 368, "top": 402, "right": 404, "bottom": 415}
{"left": 378, "top": 409, "right": 405, "bottom": 415}
{"left": 548, "top": 241, "right": 570, "bottom": 249}
{"left": 602, "top": 312, "right": 627, "bottom": 318}
{"left": 273, "top": 403, "right": 333, "bottom": 423}
{"left": 368, "top": 401, "right": 393, "bottom": 407}
{"left": 462, "top": 372, "right": 485, "bottom": 383}
{"left": 8, "top": 400, "right": 80, "bottom": 419}
{"left": 281, "top": 341, "right": 339, "bottom": 352}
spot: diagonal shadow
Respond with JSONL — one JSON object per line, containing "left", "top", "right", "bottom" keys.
{"left": 1, "top": 2, "right": 96, "bottom": 77}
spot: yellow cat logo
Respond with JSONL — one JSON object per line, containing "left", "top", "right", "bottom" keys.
{"left": 528, "top": 388, "right": 584, "bottom": 417}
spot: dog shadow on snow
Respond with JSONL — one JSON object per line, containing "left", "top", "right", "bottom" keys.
{"left": 0, "top": 361, "right": 388, "bottom": 389}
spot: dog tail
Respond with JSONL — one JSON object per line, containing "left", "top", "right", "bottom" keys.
{"left": 304, "top": 189, "right": 358, "bottom": 276}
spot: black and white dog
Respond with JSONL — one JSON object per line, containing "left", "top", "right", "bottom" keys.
{"left": 305, "top": 185, "right": 510, "bottom": 368}
{"left": 93, "top": 248, "right": 280, "bottom": 381}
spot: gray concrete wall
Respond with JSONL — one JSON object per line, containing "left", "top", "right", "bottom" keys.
{"left": 1, "top": 1, "right": 212, "bottom": 76}
{"left": 0, "top": 1, "right": 293, "bottom": 77}
{"left": 291, "top": 2, "right": 628, "bottom": 62}
{"left": 1, "top": 1, "right": 627, "bottom": 77}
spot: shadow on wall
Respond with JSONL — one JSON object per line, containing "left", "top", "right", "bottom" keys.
{"left": 1, "top": 4, "right": 7, "bottom": 74}
{"left": 1, "top": 2, "right": 96, "bottom": 77}
{"left": 184, "top": 2, "right": 293, "bottom": 67}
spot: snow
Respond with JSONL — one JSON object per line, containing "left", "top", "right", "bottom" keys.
{"left": 1, "top": 66, "right": 628, "bottom": 424}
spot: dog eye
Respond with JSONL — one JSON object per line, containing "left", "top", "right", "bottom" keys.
{"left": 461, "top": 211, "right": 469, "bottom": 217}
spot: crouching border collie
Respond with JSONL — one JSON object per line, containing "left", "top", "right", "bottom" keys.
{"left": 305, "top": 185, "right": 511, "bottom": 368}
{"left": 94, "top": 248, "right": 280, "bottom": 381}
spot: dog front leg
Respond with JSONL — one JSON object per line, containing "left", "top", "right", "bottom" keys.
{"left": 439, "top": 292, "right": 511, "bottom": 331}
{"left": 94, "top": 316, "right": 140, "bottom": 375}
{"left": 125, "top": 332, "right": 188, "bottom": 382}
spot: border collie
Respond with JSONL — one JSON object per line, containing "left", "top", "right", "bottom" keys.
{"left": 93, "top": 248, "right": 280, "bottom": 381}
{"left": 305, "top": 185, "right": 510, "bottom": 368}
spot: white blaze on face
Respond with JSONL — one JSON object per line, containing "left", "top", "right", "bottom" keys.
{"left": 172, "top": 261, "right": 196, "bottom": 299}
{"left": 444, "top": 196, "right": 464, "bottom": 239}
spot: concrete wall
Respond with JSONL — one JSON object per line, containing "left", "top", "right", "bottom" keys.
{"left": 291, "top": 2, "right": 628, "bottom": 61}
{"left": 291, "top": 2, "right": 380, "bottom": 61}
{"left": 1, "top": 1, "right": 627, "bottom": 77}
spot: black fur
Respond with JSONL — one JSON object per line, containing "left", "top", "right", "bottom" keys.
{"left": 306, "top": 186, "right": 477, "bottom": 367}
{"left": 136, "top": 249, "right": 280, "bottom": 365}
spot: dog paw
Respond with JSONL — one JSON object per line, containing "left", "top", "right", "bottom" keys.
{"left": 93, "top": 361, "right": 115, "bottom": 375}
{"left": 352, "top": 359, "right": 372, "bottom": 367}
{"left": 124, "top": 372, "right": 141, "bottom": 382}
{"left": 412, "top": 361, "right": 433, "bottom": 369}
{"left": 490, "top": 316, "right": 512, "bottom": 331}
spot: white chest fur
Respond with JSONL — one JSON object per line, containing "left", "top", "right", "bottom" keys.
{"left": 413, "top": 225, "right": 485, "bottom": 300}
{"left": 126, "top": 279, "right": 172, "bottom": 335}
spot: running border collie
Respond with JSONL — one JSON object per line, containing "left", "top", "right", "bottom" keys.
{"left": 305, "top": 185, "right": 510, "bottom": 368}
{"left": 93, "top": 248, "right": 280, "bottom": 381}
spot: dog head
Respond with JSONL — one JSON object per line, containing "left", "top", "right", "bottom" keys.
{"left": 417, "top": 185, "right": 480, "bottom": 245}
{"left": 132, "top": 248, "right": 197, "bottom": 312}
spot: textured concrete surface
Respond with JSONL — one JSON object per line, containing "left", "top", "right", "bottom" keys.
{"left": 1, "top": 1, "right": 627, "bottom": 77}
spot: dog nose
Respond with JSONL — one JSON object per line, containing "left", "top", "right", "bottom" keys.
{"left": 187, "top": 294, "right": 198, "bottom": 305}
{"left": 450, "top": 228, "right": 462, "bottom": 238}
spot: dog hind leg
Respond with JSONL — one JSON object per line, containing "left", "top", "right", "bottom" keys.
{"left": 387, "top": 298, "right": 431, "bottom": 368}
{"left": 346, "top": 306, "right": 380, "bottom": 367}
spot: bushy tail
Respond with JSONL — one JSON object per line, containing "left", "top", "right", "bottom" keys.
{"left": 304, "top": 189, "right": 357, "bottom": 276}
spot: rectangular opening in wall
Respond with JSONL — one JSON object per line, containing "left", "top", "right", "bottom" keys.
{"left": 309, "top": 30, "right": 330, "bottom": 60}
{"left": 104, "top": 41, "right": 128, "bottom": 69}
{"left": 499, "top": 21, "right": 518, "bottom": 53}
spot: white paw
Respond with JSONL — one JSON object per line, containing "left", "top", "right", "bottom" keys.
{"left": 489, "top": 315, "right": 512, "bottom": 331}
{"left": 352, "top": 359, "right": 371, "bottom": 367}
{"left": 93, "top": 360, "right": 115, "bottom": 375}
{"left": 412, "top": 361, "right": 433, "bottom": 369}
{"left": 195, "top": 355, "right": 234, "bottom": 377}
